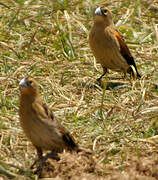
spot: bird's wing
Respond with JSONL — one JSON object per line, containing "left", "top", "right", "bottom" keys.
{"left": 32, "top": 101, "right": 78, "bottom": 150}
{"left": 32, "top": 101, "right": 64, "bottom": 130}
{"left": 32, "top": 101, "right": 49, "bottom": 120}
{"left": 114, "top": 30, "right": 137, "bottom": 69}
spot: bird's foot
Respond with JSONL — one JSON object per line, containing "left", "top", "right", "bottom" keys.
{"left": 96, "top": 78, "right": 107, "bottom": 89}
{"left": 33, "top": 152, "right": 60, "bottom": 175}
{"left": 30, "top": 158, "right": 41, "bottom": 169}
{"left": 33, "top": 157, "right": 46, "bottom": 176}
{"left": 96, "top": 76, "right": 102, "bottom": 82}
{"left": 44, "top": 151, "right": 60, "bottom": 161}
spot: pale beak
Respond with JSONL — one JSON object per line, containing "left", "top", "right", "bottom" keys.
{"left": 94, "top": 7, "right": 102, "bottom": 16}
{"left": 19, "top": 77, "right": 27, "bottom": 87}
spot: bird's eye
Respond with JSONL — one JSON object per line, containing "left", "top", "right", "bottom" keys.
{"left": 103, "top": 9, "right": 107, "bottom": 13}
{"left": 28, "top": 80, "right": 33, "bottom": 85}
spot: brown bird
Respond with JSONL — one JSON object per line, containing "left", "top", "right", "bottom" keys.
{"left": 19, "top": 77, "right": 79, "bottom": 162}
{"left": 89, "top": 6, "right": 141, "bottom": 81}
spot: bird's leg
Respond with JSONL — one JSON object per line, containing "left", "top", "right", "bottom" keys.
{"left": 34, "top": 151, "right": 60, "bottom": 175}
{"left": 37, "top": 147, "right": 43, "bottom": 158}
{"left": 97, "top": 67, "right": 107, "bottom": 81}
{"left": 30, "top": 147, "right": 43, "bottom": 169}
{"left": 44, "top": 151, "right": 60, "bottom": 161}
{"left": 123, "top": 72, "right": 127, "bottom": 79}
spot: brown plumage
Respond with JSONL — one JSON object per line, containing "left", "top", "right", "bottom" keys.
{"left": 19, "top": 77, "right": 79, "bottom": 160}
{"left": 89, "top": 7, "right": 141, "bottom": 80}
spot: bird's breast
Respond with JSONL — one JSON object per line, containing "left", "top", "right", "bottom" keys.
{"left": 89, "top": 26, "right": 129, "bottom": 71}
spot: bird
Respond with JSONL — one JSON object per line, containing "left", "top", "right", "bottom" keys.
{"left": 89, "top": 6, "right": 141, "bottom": 81}
{"left": 19, "top": 77, "right": 80, "bottom": 164}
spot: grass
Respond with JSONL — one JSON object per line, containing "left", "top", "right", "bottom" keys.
{"left": 0, "top": 0, "right": 158, "bottom": 179}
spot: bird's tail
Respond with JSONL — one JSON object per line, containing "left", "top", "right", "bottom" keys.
{"left": 129, "top": 65, "right": 141, "bottom": 79}
{"left": 63, "top": 133, "right": 79, "bottom": 151}
{"left": 63, "top": 133, "right": 92, "bottom": 154}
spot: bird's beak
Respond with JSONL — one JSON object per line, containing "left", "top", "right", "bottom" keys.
{"left": 19, "top": 77, "right": 27, "bottom": 87}
{"left": 94, "top": 7, "right": 102, "bottom": 16}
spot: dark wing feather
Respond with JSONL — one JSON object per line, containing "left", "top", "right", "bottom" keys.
{"left": 62, "top": 133, "right": 79, "bottom": 151}
{"left": 42, "top": 103, "right": 55, "bottom": 120}
{"left": 114, "top": 30, "right": 141, "bottom": 78}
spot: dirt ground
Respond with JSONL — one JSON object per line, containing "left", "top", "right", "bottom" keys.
{"left": 31, "top": 150, "right": 158, "bottom": 180}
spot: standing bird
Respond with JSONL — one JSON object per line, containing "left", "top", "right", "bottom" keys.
{"left": 89, "top": 7, "right": 141, "bottom": 81}
{"left": 19, "top": 77, "right": 79, "bottom": 163}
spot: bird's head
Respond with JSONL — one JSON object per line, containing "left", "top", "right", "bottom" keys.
{"left": 19, "top": 77, "right": 39, "bottom": 97}
{"left": 93, "top": 7, "right": 113, "bottom": 26}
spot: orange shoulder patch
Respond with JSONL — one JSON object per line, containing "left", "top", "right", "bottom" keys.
{"left": 114, "top": 30, "right": 131, "bottom": 57}
{"left": 114, "top": 30, "right": 121, "bottom": 39}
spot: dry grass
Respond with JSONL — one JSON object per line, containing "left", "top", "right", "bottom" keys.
{"left": 0, "top": 0, "right": 158, "bottom": 179}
